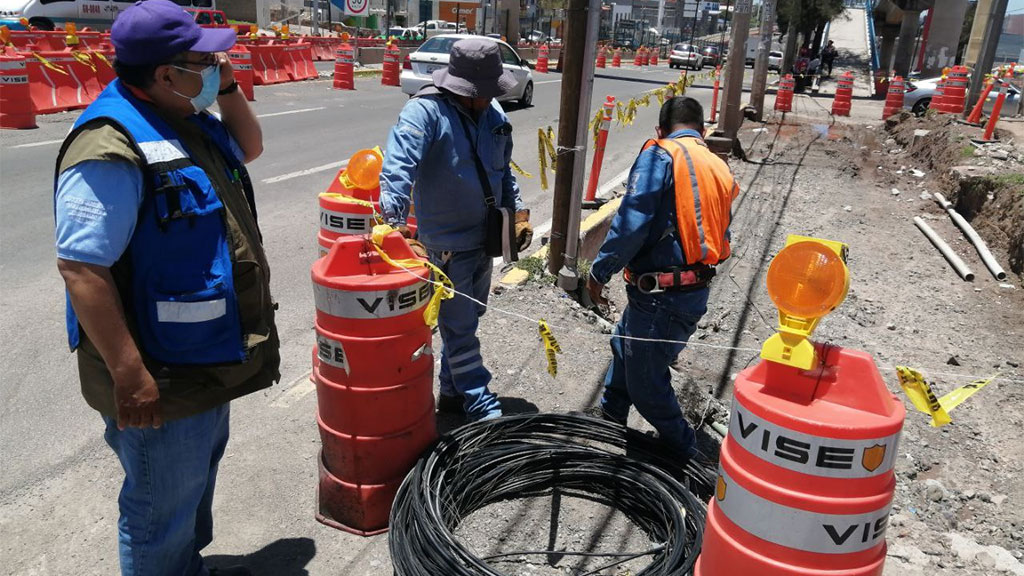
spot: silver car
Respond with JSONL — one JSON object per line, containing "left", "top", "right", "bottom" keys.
{"left": 669, "top": 43, "right": 704, "bottom": 70}
{"left": 904, "top": 76, "right": 1020, "bottom": 116}
{"left": 400, "top": 34, "right": 535, "bottom": 106}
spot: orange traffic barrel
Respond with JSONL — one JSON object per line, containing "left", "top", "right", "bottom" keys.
{"left": 228, "top": 45, "right": 255, "bottom": 101}
{"left": 882, "top": 76, "right": 905, "bottom": 119}
{"left": 696, "top": 346, "right": 905, "bottom": 576}
{"left": 774, "top": 74, "right": 795, "bottom": 112}
{"left": 311, "top": 231, "right": 438, "bottom": 534}
{"left": 0, "top": 52, "right": 37, "bottom": 129}
{"left": 317, "top": 451, "right": 400, "bottom": 536}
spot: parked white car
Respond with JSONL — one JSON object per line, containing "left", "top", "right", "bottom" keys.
{"left": 0, "top": 0, "right": 213, "bottom": 30}
{"left": 904, "top": 76, "right": 1020, "bottom": 116}
{"left": 768, "top": 50, "right": 783, "bottom": 71}
{"left": 400, "top": 34, "right": 535, "bottom": 106}
{"left": 669, "top": 43, "right": 704, "bottom": 70}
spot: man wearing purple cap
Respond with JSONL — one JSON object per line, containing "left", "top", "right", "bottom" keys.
{"left": 53, "top": 2, "right": 277, "bottom": 575}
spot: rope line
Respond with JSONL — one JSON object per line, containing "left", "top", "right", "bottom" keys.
{"left": 380, "top": 255, "right": 1024, "bottom": 386}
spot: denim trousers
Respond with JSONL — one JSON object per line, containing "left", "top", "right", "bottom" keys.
{"left": 601, "top": 285, "right": 710, "bottom": 455}
{"left": 102, "top": 404, "right": 230, "bottom": 576}
{"left": 429, "top": 248, "right": 502, "bottom": 420}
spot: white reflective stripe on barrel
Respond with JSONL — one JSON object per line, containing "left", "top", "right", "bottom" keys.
{"left": 0, "top": 60, "right": 26, "bottom": 70}
{"left": 316, "top": 333, "right": 350, "bottom": 374}
{"left": 715, "top": 467, "right": 892, "bottom": 555}
{"left": 729, "top": 399, "right": 900, "bottom": 479}
{"left": 313, "top": 281, "right": 430, "bottom": 320}
{"left": 320, "top": 207, "right": 374, "bottom": 235}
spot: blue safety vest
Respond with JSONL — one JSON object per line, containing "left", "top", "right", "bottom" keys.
{"left": 56, "top": 80, "right": 258, "bottom": 366}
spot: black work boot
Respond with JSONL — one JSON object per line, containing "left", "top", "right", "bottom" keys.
{"left": 437, "top": 394, "right": 465, "bottom": 414}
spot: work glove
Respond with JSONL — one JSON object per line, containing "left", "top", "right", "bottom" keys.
{"left": 407, "top": 238, "right": 428, "bottom": 259}
{"left": 515, "top": 210, "right": 533, "bottom": 252}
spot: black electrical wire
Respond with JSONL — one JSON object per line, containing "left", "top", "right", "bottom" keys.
{"left": 389, "top": 413, "right": 718, "bottom": 576}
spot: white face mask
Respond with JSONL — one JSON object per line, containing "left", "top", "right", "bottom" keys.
{"left": 171, "top": 63, "right": 220, "bottom": 113}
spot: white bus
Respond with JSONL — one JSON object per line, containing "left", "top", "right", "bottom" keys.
{"left": 0, "top": 0, "right": 215, "bottom": 31}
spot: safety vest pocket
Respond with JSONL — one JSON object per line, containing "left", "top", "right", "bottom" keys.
{"left": 150, "top": 282, "right": 235, "bottom": 353}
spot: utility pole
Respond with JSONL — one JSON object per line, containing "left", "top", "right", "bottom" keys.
{"left": 966, "top": 0, "right": 1009, "bottom": 113}
{"left": 749, "top": 0, "right": 776, "bottom": 121}
{"left": 718, "top": 0, "right": 752, "bottom": 140}
{"left": 548, "top": 0, "right": 600, "bottom": 283}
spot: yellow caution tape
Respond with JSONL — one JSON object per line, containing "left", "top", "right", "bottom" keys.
{"left": 319, "top": 192, "right": 378, "bottom": 211}
{"left": 588, "top": 106, "right": 603, "bottom": 147}
{"left": 71, "top": 50, "right": 96, "bottom": 71}
{"left": 369, "top": 224, "right": 454, "bottom": 328}
{"left": 538, "top": 128, "right": 550, "bottom": 191}
{"left": 538, "top": 319, "right": 562, "bottom": 377}
{"left": 896, "top": 367, "right": 951, "bottom": 427}
{"left": 510, "top": 159, "right": 533, "bottom": 178}
{"left": 544, "top": 126, "right": 557, "bottom": 164}
{"left": 934, "top": 372, "right": 998, "bottom": 412}
{"left": 91, "top": 50, "right": 111, "bottom": 67}
{"left": 897, "top": 367, "right": 998, "bottom": 427}
{"left": 32, "top": 52, "right": 69, "bottom": 75}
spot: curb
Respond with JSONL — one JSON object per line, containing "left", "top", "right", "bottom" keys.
{"left": 500, "top": 198, "right": 622, "bottom": 286}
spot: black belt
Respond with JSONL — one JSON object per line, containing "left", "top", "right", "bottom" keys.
{"left": 623, "top": 266, "right": 716, "bottom": 294}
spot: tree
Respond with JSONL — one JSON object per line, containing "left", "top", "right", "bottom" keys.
{"left": 777, "top": 0, "right": 845, "bottom": 72}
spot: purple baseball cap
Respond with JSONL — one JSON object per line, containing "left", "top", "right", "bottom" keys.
{"left": 111, "top": 0, "right": 237, "bottom": 66}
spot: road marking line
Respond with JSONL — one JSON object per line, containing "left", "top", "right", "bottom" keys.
{"left": 270, "top": 371, "right": 315, "bottom": 408}
{"left": 257, "top": 106, "right": 326, "bottom": 118}
{"left": 262, "top": 159, "right": 348, "bottom": 184}
{"left": 9, "top": 138, "right": 64, "bottom": 149}
{"left": 491, "top": 166, "right": 630, "bottom": 269}
{"left": 535, "top": 79, "right": 563, "bottom": 85}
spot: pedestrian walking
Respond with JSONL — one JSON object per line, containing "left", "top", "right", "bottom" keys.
{"left": 586, "top": 96, "right": 738, "bottom": 460}
{"left": 822, "top": 40, "right": 838, "bottom": 77}
{"left": 53, "top": 1, "right": 278, "bottom": 574}
{"left": 380, "top": 38, "right": 533, "bottom": 421}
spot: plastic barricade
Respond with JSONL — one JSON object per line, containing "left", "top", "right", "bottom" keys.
{"left": 249, "top": 44, "right": 288, "bottom": 85}
{"left": 26, "top": 50, "right": 101, "bottom": 114}
{"left": 282, "top": 43, "right": 316, "bottom": 81}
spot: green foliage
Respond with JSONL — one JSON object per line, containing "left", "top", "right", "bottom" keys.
{"left": 777, "top": 0, "right": 845, "bottom": 42}
{"left": 994, "top": 173, "right": 1024, "bottom": 188}
{"left": 961, "top": 145, "right": 976, "bottom": 158}
{"left": 514, "top": 257, "right": 556, "bottom": 283}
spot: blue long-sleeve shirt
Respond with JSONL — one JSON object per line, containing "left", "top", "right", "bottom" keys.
{"left": 379, "top": 91, "right": 524, "bottom": 252}
{"left": 590, "top": 128, "right": 717, "bottom": 285}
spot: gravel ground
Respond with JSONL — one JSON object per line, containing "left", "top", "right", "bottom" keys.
{"left": 463, "top": 105, "right": 1024, "bottom": 575}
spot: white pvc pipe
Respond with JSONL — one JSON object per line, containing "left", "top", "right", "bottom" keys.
{"left": 934, "top": 193, "right": 1008, "bottom": 281}
{"left": 914, "top": 217, "right": 976, "bottom": 281}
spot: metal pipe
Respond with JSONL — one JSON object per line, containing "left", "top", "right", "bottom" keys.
{"left": 934, "top": 193, "right": 1007, "bottom": 281}
{"left": 913, "top": 217, "right": 976, "bottom": 281}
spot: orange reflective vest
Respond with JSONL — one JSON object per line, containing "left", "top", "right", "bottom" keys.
{"left": 643, "top": 136, "right": 739, "bottom": 266}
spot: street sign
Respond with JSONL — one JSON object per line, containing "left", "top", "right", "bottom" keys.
{"left": 330, "top": 0, "right": 369, "bottom": 17}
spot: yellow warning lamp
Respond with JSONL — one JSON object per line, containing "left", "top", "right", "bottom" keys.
{"left": 1, "top": 26, "right": 11, "bottom": 46}
{"left": 281, "top": 25, "right": 290, "bottom": 39}
{"left": 340, "top": 147, "right": 384, "bottom": 190}
{"left": 761, "top": 235, "right": 849, "bottom": 370}
{"left": 64, "top": 21, "right": 79, "bottom": 47}
{"left": 19, "top": 17, "right": 29, "bottom": 28}
{"left": 341, "top": 32, "right": 350, "bottom": 42}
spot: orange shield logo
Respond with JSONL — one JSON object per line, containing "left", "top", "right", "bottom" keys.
{"left": 716, "top": 476, "right": 727, "bottom": 501}
{"left": 861, "top": 444, "right": 886, "bottom": 472}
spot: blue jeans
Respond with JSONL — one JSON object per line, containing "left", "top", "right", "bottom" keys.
{"left": 430, "top": 248, "right": 502, "bottom": 420}
{"left": 601, "top": 286, "right": 709, "bottom": 455}
{"left": 102, "top": 404, "right": 230, "bottom": 576}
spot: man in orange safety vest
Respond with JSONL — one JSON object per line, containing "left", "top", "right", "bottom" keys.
{"left": 587, "top": 96, "right": 739, "bottom": 460}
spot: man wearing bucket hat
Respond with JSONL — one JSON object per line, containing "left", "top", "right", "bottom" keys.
{"left": 53, "top": 1, "right": 278, "bottom": 574}
{"left": 380, "top": 38, "right": 533, "bottom": 421}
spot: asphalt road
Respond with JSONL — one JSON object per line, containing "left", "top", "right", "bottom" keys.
{"left": 0, "top": 62, "right": 725, "bottom": 504}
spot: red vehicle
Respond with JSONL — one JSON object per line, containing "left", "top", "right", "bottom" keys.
{"left": 185, "top": 8, "right": 231, "bottom": 28}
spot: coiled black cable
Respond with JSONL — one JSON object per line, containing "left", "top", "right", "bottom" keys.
{"left": 390, "top": 413, "right": 718, "bottom": 576}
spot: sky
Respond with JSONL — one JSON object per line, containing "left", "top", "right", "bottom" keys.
{"left": 1009, "top": 0, "right": 1024, "bottom": 17}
